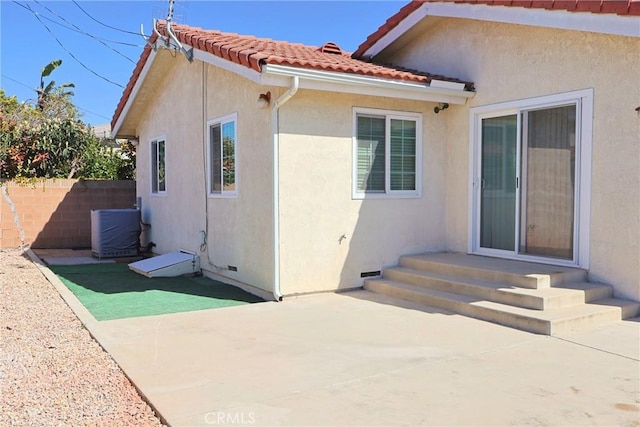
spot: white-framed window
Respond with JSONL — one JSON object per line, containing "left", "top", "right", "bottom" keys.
{"left": 150, "top": 136, "right": 166, "bottom": 195}
{"left": 207, "top": 113, "right": 238, "bottom": 198}
{"left": 353, "top": 108, "right": 422, "bottom": 199}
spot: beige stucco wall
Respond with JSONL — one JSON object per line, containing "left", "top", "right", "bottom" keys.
{"left": 379, "top": 18, "right": 640, "bottom": 300}
{"left": 130, "top": 52, "right": 449, "bottom": 298}
{"left": 278, "top": 90, "right": 447, "bottom": 294}
{"left": 133, "top": 52, "right": 275, "bottom": 295}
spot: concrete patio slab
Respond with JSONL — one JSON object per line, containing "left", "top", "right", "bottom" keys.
{"left": 33, "top": 248, "right": 116, "bottom": 265}
{"left": 30, "top": 250, "right": 640, "bottom": 426}
{"left": 93, "top": 293, "right": 639, "bottom": 426}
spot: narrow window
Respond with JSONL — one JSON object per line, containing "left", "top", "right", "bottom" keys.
{"left": 208, "top": 114, "right": 237, "bottom": 197}
{"left": 151, "top": 138, "right": 166, "bottom": 194}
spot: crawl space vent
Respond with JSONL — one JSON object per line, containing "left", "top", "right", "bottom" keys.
{"left": 361, "top": 271, "right": 381, "bottom": 278}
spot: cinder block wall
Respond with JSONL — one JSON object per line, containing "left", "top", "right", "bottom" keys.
{"left": 0, "top": 179, "right": 136, "bottom": 249}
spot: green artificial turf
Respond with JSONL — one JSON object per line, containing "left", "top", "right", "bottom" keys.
{"left": 50, "top": 263, "right": 264, "bottom": 321}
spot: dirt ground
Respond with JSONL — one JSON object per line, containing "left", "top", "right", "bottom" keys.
{"left": 0, "top": 248, "right": 164, "bottom": 426}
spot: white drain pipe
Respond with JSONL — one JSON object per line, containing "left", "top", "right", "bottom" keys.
{"left": 271, "top": 76, "right": 299, "bottom": 301}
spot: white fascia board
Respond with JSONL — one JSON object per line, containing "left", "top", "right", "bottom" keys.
{"left": 430, "top": 79, "right": 466, "bottom": 91}
{"left": 262, "top": 64, "right": 474, "bottom": 104}
{"left": 112, "top": 49, "right": 158, "bottom": 137}
{"left": 365, "top": 5, "right": 431, "bottom": 59}
{"left": 424, "top": 3, "right": 640, "bottom": 37}
{"left": 192, "top": 48, "right": 262, "bottom": 84}
{"left": 364, "top": 3, "right": 639, "bottom": 57}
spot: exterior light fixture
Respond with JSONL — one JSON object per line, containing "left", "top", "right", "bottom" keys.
{"left": 434, "top": 103, "right": 449, "bottom": 114}
{"left": 257, "top": 91, "right": 271, "bottom": 108}
{"left": 130, "top": 138, "right": 139, "bottom": 146}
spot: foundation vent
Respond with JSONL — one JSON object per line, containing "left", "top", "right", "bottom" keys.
{"left": 361, "top": 271, "right": 381, "bottom": 278}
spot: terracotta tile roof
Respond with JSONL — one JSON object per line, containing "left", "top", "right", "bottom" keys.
{"left": 112, "top": 21, "right": 474, "bottom": 131}
{"left": 353, "top": 0, "right": 640, "bottom": 58}
{"left": 159, "top": 21, "right": 449, "bottom": 81}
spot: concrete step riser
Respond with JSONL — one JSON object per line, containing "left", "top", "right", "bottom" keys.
{"left": 581, "top": 286, "right": 613, "bottom": 303}
{"left": 384, "top": 268, "right": 613, "bottom": 310}
{"left": 365, "top": 280, "right": 627, "bottom": 336}
{"left": 619, "top": 302, "right": 640, "bottom": 319}
{"left": 364, "top": 280, "right": 457, "bottom": 312}
{"left": 399, "top": 257, "right": 587, "bottom": 289}
{"left": 550, "top": 310, "right": 625, "bottom": 335}
{"left": 365, "top": 280, "right": 550, "bottom": 334}
{"left": 385, "top": 269, "right": 545, "bottom": 310}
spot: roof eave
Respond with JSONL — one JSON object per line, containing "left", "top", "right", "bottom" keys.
{"left": 262, "top": 64, "right": 475, "bottom": 105}
{"left": 359, "top": 2, "right": 640, "bottom": 59}
{"left": 112, "top": 48, "right": 157, "bottom": 139}
{"left": 112, "top": 27, "right": 475, "bottom": 136}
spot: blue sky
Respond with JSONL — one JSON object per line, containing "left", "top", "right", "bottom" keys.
{"left": 1, "top": 1, "right": 404, "bottom": 126}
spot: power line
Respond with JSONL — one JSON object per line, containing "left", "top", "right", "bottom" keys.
{"left": 1, "top": 74, "right": 112, "bottom": 121}
{"left": 21, "top": 2, "right": 124, "bottom": 89}
{"left": 10, "top": 1, "right": 143, "bottom": 48}
{"left": 1, "top": 74, "right": 34, "bottom": 91}
{"left": 72, "top": 0, "right": 143, "bottom": 37}
{"left": 32, "top": 0, "right": 136, "bottom": 64}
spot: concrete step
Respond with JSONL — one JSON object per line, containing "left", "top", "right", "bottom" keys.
{"left": 399, "top": 253, "right": 587, "bottom": 289}
{"left": 364, "top": 279, "right": 640, "bottom": 335}
{"left": 384, "top": 267, "right": 613, "bottom": 310}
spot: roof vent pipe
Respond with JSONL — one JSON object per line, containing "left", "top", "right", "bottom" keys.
{"left": 319, "top": 42, "right": 343, "bottom": 55}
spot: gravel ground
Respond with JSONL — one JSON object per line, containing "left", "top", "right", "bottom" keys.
{"left": 0, "top": 248, "right": 164, "bottom": 426}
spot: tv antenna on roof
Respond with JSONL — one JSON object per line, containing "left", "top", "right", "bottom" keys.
{"left": 141, "top": 0, "right": 193, "bottom": 62}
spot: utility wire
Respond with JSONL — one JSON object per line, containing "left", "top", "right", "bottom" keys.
{"left": 22, "top": 2, "right": 124, "bottom": 89}
{"left": 72, "top": 0, "right": 142, "bottom": 36}
{"left": 1, "top": 74, "right": 112, "bottom": 121}
{"left": 32, "top": 0, "right": 136, "bottom": 64}
{"left": 1, "top": 74, "right": 34, "bottom": 91}
{"left": 10, "top": 1, "right": 143, "bottom": 48}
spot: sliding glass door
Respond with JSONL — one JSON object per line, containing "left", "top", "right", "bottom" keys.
{"left": 477, "top": 103, "right": 578, "bottom": 262}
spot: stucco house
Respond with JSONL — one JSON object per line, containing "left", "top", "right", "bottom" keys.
{"left": 112, "top": 0, "right": 639, "bottom": 333}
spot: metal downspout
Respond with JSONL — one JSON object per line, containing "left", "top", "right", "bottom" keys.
{"left": 272, "top": 76, "right": 299, "bottom": 301}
